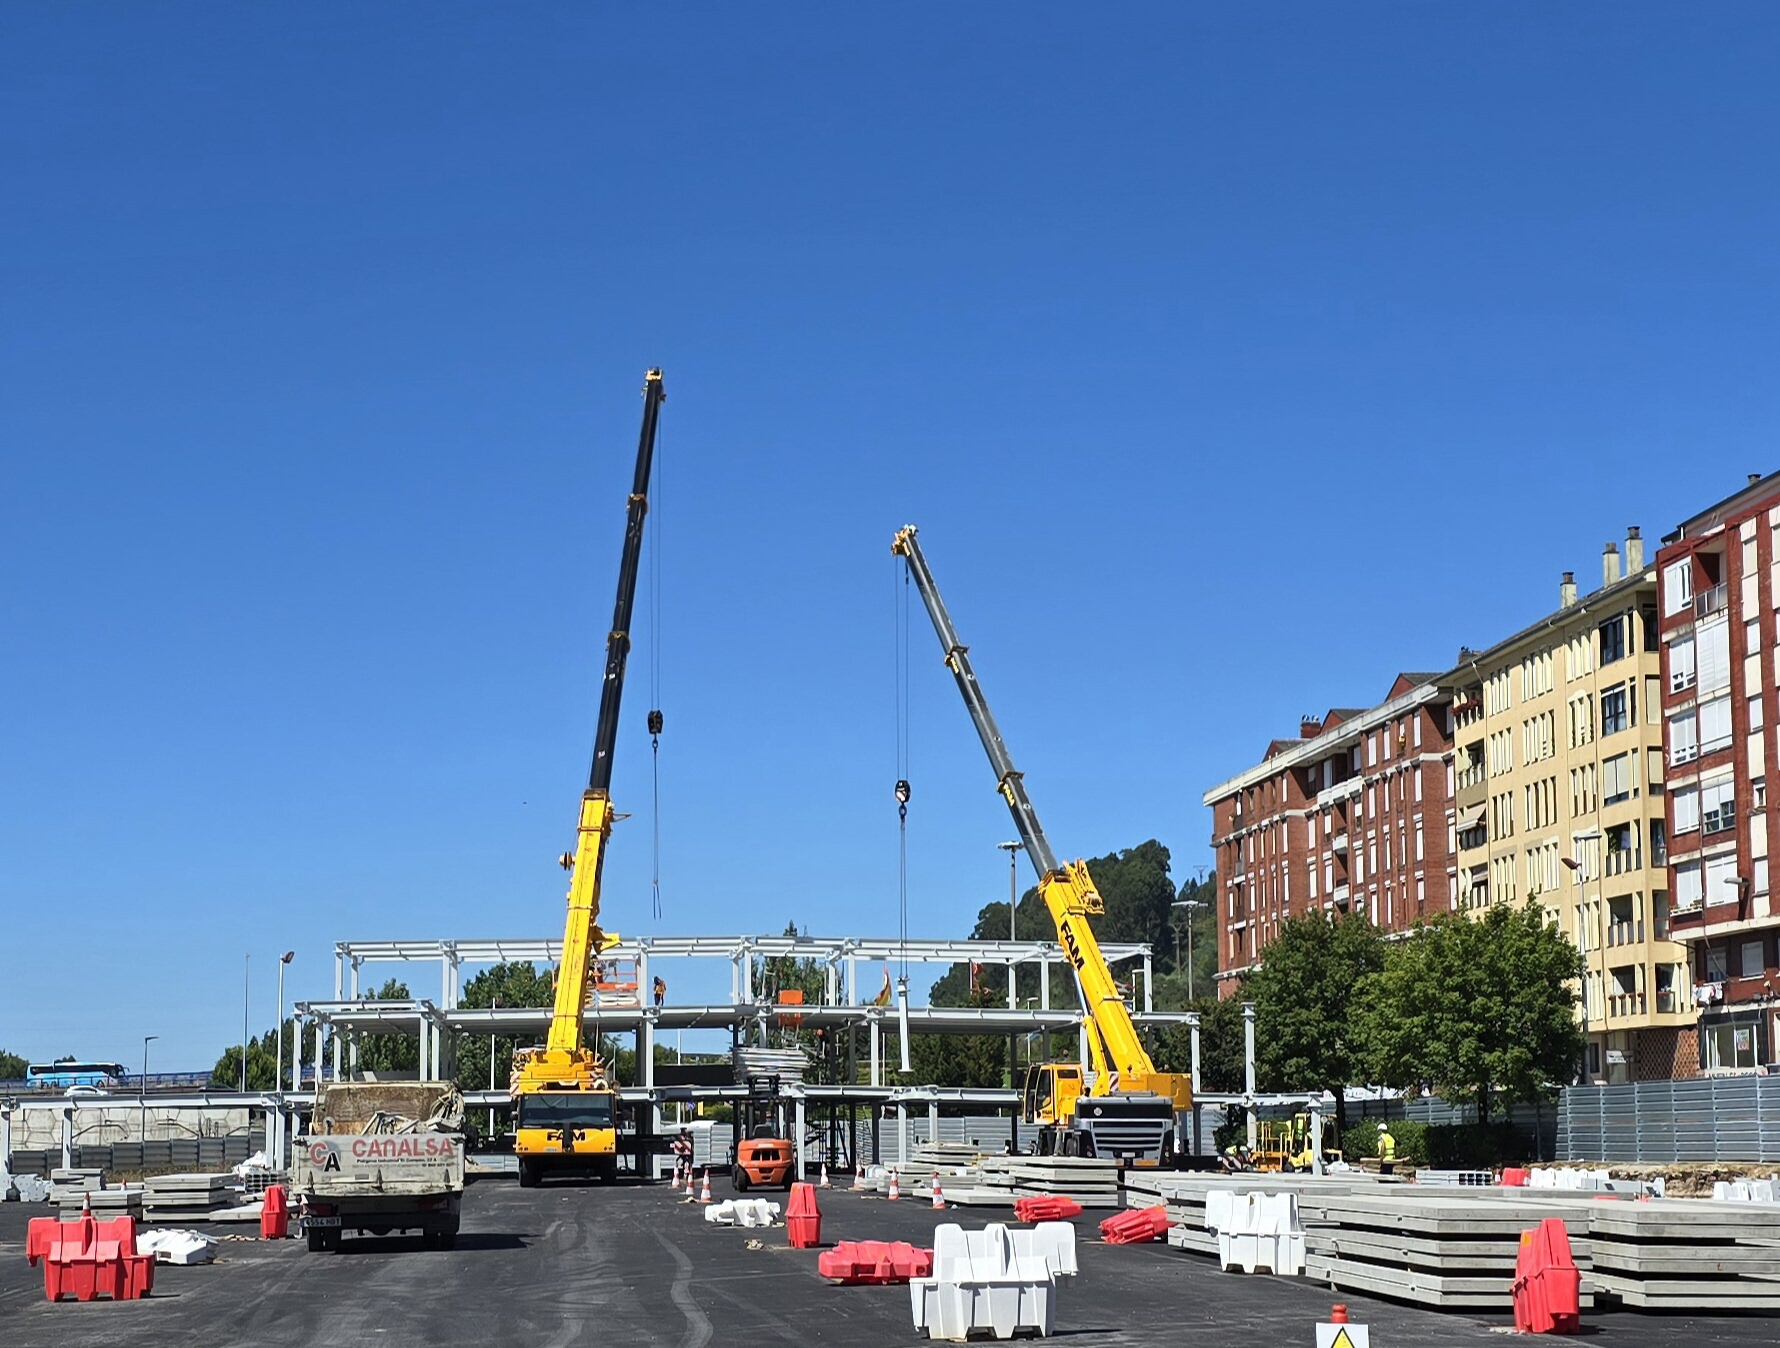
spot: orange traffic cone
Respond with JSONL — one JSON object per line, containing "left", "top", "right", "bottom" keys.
{"left": 887, "top": 1169, "right": 901, "bottom": 1201}
{"left": 851, "top": 1167, "right": 867, "bottom": 1191}
{"left": 931, "top": 1172, "right": 947, "bottom": 1210}
{"left": 820, "top": 1162, "right": 832, "bottom": 1189}
{"left": 699, "top": 1169, "right": 713, "bottom": 1204}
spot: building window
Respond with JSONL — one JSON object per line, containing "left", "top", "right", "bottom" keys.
{"left": 1665, "top": 559, "right": 1693, "bottom": 616}
{"left": 1676, "top": 860, "right": 1704, "bottom": 911}
{"left": 1700, "top": 696, "right": 1733, "bottom": 754}
{"left": 1601, "top": 687, "right": 1629, "bottom": 736}
{"left": 1742, "top": 940, "right": 1767, "bottom": 979}
{"left": 1700, "top": 619, "right": 1732, "bottom": 694}
{"left": 1701, "top": 777, "right": 1736, "bottom": 836}
{"left": 1703, "top": 1020, "right": 1760, "bottom": 1073}
{"left": 1668, "top": 635, "right": 1697, "bottom": 693}
{"left": 1674, "top": 785, "right": 1700, "bottom": 833}
{"left": 1758, "top": 857, "right": 1771, "bottom": 896}
{"left": 1601, "top": 752, "right": 1632, "bottom": 805}
{"left": 1669, "top": 710, "right": 1699, "bottom": 765}
{"left": 1600, "top": 615, "right": 1628, "bottom": 666}
{"left": 1705, "top": 944, "right": 1729, "bottom": 983}
{"left": 1707, "top": 852, "right": 1739, "bottom": 906}
{"left": 1757, "top": 778, "right": 1769, "bottom": 811}
{"left": 1754, "top": 696, "right": 1767, "bottom": 733}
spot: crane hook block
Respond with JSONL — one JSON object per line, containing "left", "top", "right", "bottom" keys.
{"left": 647, "top": 709, "right": 664, "bottom": 736}
{"left": 895, "top": 779, "right": 911, "bottom": 806}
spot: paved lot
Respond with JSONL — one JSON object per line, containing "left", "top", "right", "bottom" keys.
{"left": 2, "top": 1175, "right": 1777, "bottom": 1345}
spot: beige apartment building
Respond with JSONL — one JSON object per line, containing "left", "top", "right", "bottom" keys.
{"left": 1446, "top": 529, "right": 1694, "bottom": 1083}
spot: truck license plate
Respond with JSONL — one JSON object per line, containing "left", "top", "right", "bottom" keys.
{"left": 305, "top": 1216, "right": 341, "bottom": 1228}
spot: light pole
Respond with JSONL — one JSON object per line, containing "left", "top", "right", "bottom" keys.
{"left": 240, "top": 953, "right": 250, "bottom": 1091}
{"left": 274, "top": 951, "right": 295, "bottom": 1097}
{"left": 1172, "top": 898, "right": 1206, "bottom": 1001}
{"left": 140, "top": 1035, "right": 158, "bottom": 1146}
{"left": 999, "top": 841, "right": 1024, "bottom": 1092}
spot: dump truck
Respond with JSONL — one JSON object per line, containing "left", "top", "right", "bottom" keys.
{"left": 291, "top": 1082, "right": 466, "bottom": 1252}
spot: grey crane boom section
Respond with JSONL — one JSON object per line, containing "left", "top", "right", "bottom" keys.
{"left": 892, "top": 525, "right": 1061, "bottom": 879}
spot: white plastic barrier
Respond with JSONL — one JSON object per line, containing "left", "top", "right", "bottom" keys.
{"left": 702, "top": 1198, "right": 781, "bottom": 1227}
{"left": 1215, "top": 1192, "right": 1305, "bottom": 1276}
{"left": 1015, "top": 1222, "right": 1078, "bottom": 1278}
{"left": 911, "top": 1222, "right": 1056, "bottom": 1341}
{"left": 137, "top": 1229, "right": 218, "bottom": 1265}
{"left": 1529, "top": 1166, "right": 1618, "bottom": 1192}
{"left": 1713, "top": 1178, "right": 1780, "bottom": 1203}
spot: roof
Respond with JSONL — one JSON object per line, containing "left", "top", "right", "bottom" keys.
{"left": 1665, "top": 470, "right": 1780, "bottom": 545}
{"left": 1440, "top": 566, "right": 1655, "bottom": 685}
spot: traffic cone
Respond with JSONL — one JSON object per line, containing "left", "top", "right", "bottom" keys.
{"left": 851, "top": 1167, "right": 867, "bottom": 1191}
{"left": 670, "top": 1163, "right": 683, "bottom": 1192}
{"left": 931, "top": 1172, "right": 946, "bottom": 1210}
{"left": 820, "top": 1162, "right": 832, "bottom": 1189}
{"left": 699, "top": 1169, "right": 713, "bottom": 1204}
{"left": 887, "top": 1169, "right": 901, "bottom": 1201}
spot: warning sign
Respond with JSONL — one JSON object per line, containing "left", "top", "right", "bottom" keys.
{"left": 1315, "top": 1326, "right": 1369, "bottom": 1348}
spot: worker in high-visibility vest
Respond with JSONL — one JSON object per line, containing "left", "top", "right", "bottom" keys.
{"left": 1377, "top": 1122, "right": 1397, "bottom": 1176}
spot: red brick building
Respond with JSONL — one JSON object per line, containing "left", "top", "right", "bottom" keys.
{"left": 1659, "top": 471, "right": 1780, "bottom": 1073}
{"left": 1203, "top": 675, "right": 1457, "bottom": 995}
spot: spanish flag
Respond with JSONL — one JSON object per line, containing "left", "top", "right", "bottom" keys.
{"left": 871, "top": 966, "right": 893, "bottom": 1007}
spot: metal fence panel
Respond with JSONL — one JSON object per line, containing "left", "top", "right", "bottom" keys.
{"left": 1559, "top": 1078, "right": 1780, "bottom": 1162}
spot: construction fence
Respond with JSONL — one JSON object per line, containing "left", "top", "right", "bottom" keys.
{"left": 7, "top": 1134, "right": 265, "bottom": 1178}
{"left": 1558, "top": 1077, "right": 1780, "bottom": 1163}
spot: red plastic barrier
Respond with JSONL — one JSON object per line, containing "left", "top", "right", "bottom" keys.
{"left": 1014, "top": 1195, "right": 1084, "bottom": 1223}
{"left": 261, "top": 1184, "right": 290, "bottom": 1240}
{"left": 25, "top": 1212, "right": 155, "bottom": 1302}
{"left": 786, "top": 1181, "right": 823, "bottom": 1249}
{"left": 817, "top": 1240, "right": 934, "bottom": 1284}
{"left": 1502, "top": 1168, "right": 1531, "bottom": 1188}
{"left": 1512, "top": 1217, "right": 1582, "bottom": 1334}
{"left": 1098, "top": 1205, "right": 1170, "bottom": 1246}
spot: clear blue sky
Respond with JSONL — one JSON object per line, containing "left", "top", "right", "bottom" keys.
{"left": 5, "top": 5, "right": 1779, "bottom": 1070}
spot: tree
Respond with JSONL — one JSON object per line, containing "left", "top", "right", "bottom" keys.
{"left": 357, "top": 978, "right": 421, "bottom": 1075}
{"left": 1247, "top": 913, "right": 1385, "bottom": 1132}
{"left": 210, "top": 1020, "right": 305, "bottom": 1090}
{"left": 452, "top": 962, "right": 555, "bottom": 1093}
{"left": 1148, "top": 995, "right": 1247, "bottom": 1092}
{"left": 1357, "top": 902, "right": 1584, "bottom": 1123}
{"left": 906, "top": 987, "right": 1020, "bottom": 1089}
{"left": 0, "top": 1049, "right": 28, "bottom": 1080}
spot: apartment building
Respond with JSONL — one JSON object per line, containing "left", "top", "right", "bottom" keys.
{"left": 1444, "top": 531, "right": 1691, "bottom": 1084}
{"left": 1204, "top": 675, "right": 1457, "bottom": 995}
{"left": 1659, "top": 472, "right": 1780, "bottom": 1075}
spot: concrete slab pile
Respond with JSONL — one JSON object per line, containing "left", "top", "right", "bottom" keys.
{"left": 1587, "top": 1199, "right": 1780, "bottom": 1310}
{"left": 142, "top": 1173, "right": 238, "bottom": 1222}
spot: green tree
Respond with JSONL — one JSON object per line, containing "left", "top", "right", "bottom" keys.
{"left": 452, "top": 961, "right": 555, "bottom": 1093}
{"left": 357, "top": 978, "right": 421, "bottom": 1075}
{"left": 0, "top": 1048, "right": 28, "bottom": 1080}
{"left": 1148, "top": 995, "right": 1247, "bottom": 1092}
{"left": 1247, "top": 913, "right": 1385, "bottom": 1132}
{"left": 1357, "top": 902, "right": 1584, "bottom": 1123}
{"left": 210, "top": 1020, "right": 306, "bottom": 1090}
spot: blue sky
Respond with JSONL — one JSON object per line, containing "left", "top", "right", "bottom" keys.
{"left": 5, "top": 5, "right": 1779, "bottom": 1070}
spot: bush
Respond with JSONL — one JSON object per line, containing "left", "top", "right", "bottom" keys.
{"left": 1341, "top": 1119, "right": 1427, "bottom": 1163}
{"left": 1341, "top": 1119, "right": 1529, "bottom": 1167}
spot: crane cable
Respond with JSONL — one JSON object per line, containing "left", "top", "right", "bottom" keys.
{"left": 894, "top": 555, "right": 911, "bottom": 980}
{"left": 647, "top": 408, "right": 665, "bottom": 921}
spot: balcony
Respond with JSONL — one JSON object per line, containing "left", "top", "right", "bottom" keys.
{"left": 1605, "top": 847, "right": 1643, "bottom": 878}
{"left": 1330, "top": 831, "right": 1349, "bottom": 853}
{"left": 1330, "top": 884, "right": 1350, "bottom": 908}
{"left": 1316, "top": 777, "right": 1362, "bottom": 809}
{"left": 1608, "top": 992, "right": 1647, "bottom": 1020}
{"left": 1694, "top": 582, "right": 1729, "bottom": 621}
{"left": 1605, "top": 917, "right": 1644, "bottom": 947}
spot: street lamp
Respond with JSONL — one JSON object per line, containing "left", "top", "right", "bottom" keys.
{"left": 140, "top": 1035, "right": 158, "bottom": 1148}
{"left": 274, "top": 951, "right": 295, "bottom": 1097}
{"left": 1172, "top": 899, "right": 1206, "bottom": 1002}
{"left": 240, "top": 953, "right": 250, "bottom": 1092}
{"left": 999, "top": 842, "right": 1024, "bottom": 1092}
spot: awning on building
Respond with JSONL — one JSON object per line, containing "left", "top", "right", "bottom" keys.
{"left": 1457, "top": 804, "right": 1487, "bottom": 833}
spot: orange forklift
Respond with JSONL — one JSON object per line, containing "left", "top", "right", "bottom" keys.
{"left": 730, "top": 1075, "right": 796, "bottom": 1192}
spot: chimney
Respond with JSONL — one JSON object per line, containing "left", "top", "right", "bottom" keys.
{"left": 1560, "top": 571, "right": 1577, "bottom": 608}
{"left": 1625, "top": 525, "right": 1644, "bottom": 573}
{"left": 1299, "top": 716, "right": 1322, "bottom": 739}
{"left": 1603, "top": 542, "right": 1622, "bottom": 588}
{"left": 1752, "top": 473, "right": 1764, "bottom": 486}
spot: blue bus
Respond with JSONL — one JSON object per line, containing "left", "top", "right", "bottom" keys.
{"left": 26, "top": 1060, "right": 125, "bottom": 1090}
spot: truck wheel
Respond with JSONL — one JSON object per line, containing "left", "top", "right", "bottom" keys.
{"left": 597, "top": 1157, "right": 618, "bottom": 1185}
{"left": 437, "top": 1231, "right": 457, "bottom": 1251}
{"left": 307, "top": 1228, "right": 340, "bottom": 1253}
{"left": 518, "top": 1160, "right": 539, "bottom": 1189}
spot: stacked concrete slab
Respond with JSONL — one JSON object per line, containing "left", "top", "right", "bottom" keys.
{"left": 904, "top": 1155, "right": 1122, "bottom": 1209}
{"left": 1300, "top": 1191, "right": 1595, "bottom": 1311}
{"left": 142, "top": 1173, "right": 238, "bottom": 1222}
{"left": 1130, "top": 1174, "right": 1379, "bottom": 1259}
{"left": 1587, "top": 1199, "right": 1780, "bottom": 1310}
{"left": 53, "top": 1180, "right": 145, "bottom": 1220}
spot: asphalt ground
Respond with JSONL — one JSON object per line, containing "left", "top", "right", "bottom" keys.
{"left": 2, "top": 1174, "right": 1777, "bottom": 1346}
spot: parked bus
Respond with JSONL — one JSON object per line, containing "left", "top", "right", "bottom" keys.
{"left": 26, "top": 1060, "right": 126, "bottom": 1090}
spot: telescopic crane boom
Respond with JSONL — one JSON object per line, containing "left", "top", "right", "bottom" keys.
{"left": 892, "top": 524, "right": 1191, "bottom": 1160}
{"left": 513, "top": 368, "right": 665, "bottom": 1187}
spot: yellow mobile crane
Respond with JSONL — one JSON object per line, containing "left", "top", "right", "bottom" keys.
{"left": 893, "top": 525, "right": 1193, "bottom": 1161}
{"left": 513, "top": 369, "right": 665, "bottom": 1188}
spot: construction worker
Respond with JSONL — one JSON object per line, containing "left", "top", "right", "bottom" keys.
{"left": 1377, "top": 1122, "right": 1397, "bottom": 1176}
{"left": 652, "top": 975, "right": 667, "bottom": 1007}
